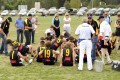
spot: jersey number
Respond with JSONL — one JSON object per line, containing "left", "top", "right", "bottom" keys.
{"left": 66, "top": 49, "right": 70, "bottom": 56}
{"left": 12, "top": 51, "right": 14, "bottom": 59}
{"left": 57, "top": 39, "right": 61, "bottom": 43}
{"left": 44, "top": 50, "right": 50, "bottom": 58}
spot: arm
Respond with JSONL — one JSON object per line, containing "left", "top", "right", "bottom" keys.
{"left": 0, "top": 28, "right": 6, "bottom": 37}
{"left": 53, "top": 50, "right": 60, "bottom": 55}
{"left": 75, "top": 26, "right": 80, "bottom": 36}
{"left": 72, "top": 48, "right": 76, "bottom": 66}
{"left": 18, "top": 52, "right": 29, "bottom": 62}
{"left": 60, "top": 49, "right": 63, "bottom": 67}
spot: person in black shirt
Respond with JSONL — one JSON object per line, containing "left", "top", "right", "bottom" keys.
{"left": 0, "top": 17, "right": 12, "bottom": 55}
{"left": 24, "top": 14, "right": 33, "bottom": 46}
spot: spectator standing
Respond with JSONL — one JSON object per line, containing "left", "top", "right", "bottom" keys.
{"left": 63, "top": 12, "right": 71, "bottom": 33}
{"left": 15, "top": 14, "right": 24, "bottom": 43}
{"left": 103, "top": 12, "right": 112, "bottom": 25}
{"left": 52, "top": 14, "right": 61, "bottom": 38}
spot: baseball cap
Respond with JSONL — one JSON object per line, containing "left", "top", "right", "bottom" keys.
{"left": 28, "top": 14, "right": 32, "bottom": 16}
{"left": 7, "top": 17, "right": 12, "bottom": 22}
{"left": 97, "top": 16, "right": 104, "bottom": 20}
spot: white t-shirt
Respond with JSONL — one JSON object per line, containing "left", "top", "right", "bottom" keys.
{"left": 100, "top": 20, "right": 112, "bottom": 37}
{"left": 75, "top": 23, "right": 95, "bottom": 39}
{"left": 0, "top": 17, "right": 3, "bottom": 27}
{"left": 31, "top": 17, "right": 36, "bottom": 28}
{"left": 63, "top": 17, "right": 71, "bottom": 27}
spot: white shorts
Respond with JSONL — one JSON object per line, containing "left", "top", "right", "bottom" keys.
{"left": 63, "top": 24, "right": 71, "bottom": 33}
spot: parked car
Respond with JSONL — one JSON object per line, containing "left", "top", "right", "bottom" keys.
{"left": 18, "top": 9, "right": 27, "bottom": 16}
{"left": 9, "top": 10, "right": 17, "bottom": 16}
{"left": 27, "top": 10, "right": 36, "bottom": 16}
{"left": 109, "top": 9, "right": 118, "bottom": 16}
{"left": 58, "top": 7, "right": 66, "bottom": 15}
{"left": 87, "top": 8, "right": 97, "bottom": 15}
{"left": 77, "top": 10, "right": 86, "bottom": 16}
{"left": 1, "top": 10, "right": 9, "bottom": 16}
{"left": 49, "top": 7, "right": 57, "bottom": 15}
{"left": 37, "top": 8, "right": 46, "bottom": 13}
{"left": 95, "top": 8, "right": 104, "bottom": 16}
{"left": 79, "top": 7, "right": 87, "bottom": 11}
{"left": 68, "top": 8, "right": 77, "bottom": 15}
{"left": 104, "top": 8, "right": 111, "bottom": 12}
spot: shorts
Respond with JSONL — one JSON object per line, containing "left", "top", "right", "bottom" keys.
{"left": 100, "top": 40, "right": 110, "bottom": 48}
{"left": 11, "top": 63, "right": 24, "bottom": 66}
{"left": 36, "top": 54, "right": 43, "bottom": 62}
{"left": 62, "top": 62, "right": 73, "bottom": 66}
{"left": 116, "top": 28, "right": 120, "bottom": 36}
{"left": 43, "top": 57, "right": 56, "bottom": 65}
{"left": 19, "top": 46, "right": 29, "bottom": 56}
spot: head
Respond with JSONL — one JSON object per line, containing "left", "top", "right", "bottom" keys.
{"left": 68, "top": 36, "right": 74, "bottom": 42}
{"left": 50, "top": 25, "right": 54, "bottom": 30}
{"left": 28, "top": 14, "right": 32, "bottom": 20}
{"left": 40, "top": 37, "right": 45, "bottom": 41}
{"left": 82, "top": 17, "right": 88, "bottom": 23}
{"left": 112, "top": 32, "right": 116, "bottom": 37}
{"left": 54, "top": 14, "right": 59, "bottom": 19}
{"left": 103, "top": 12, "right": 108, "bottom": 17}
{"left": 40, "top": 40, "right": 45, "bottom": 46}
{"left": 6, "top": 39, "right": 13, "bottom": 45}
{"left": 7, "top": 17, "right": 12, "bottom": 23}
{"left": 117, "top": 13, "right": 120, "bottom": 19}
{"left": 19, "top": 14, "right": 22, "bottom": 19}
{"left": 65, "top": 12, "right": 70, "bottom": 18}
{"left": 65, "top": 42, "right": 71, "bottom": 48}
{"left": 45, "top": 41, "right": 51, "bottom": 48}
{"left": 88, "top": 16, "right": 93, "bottom": 22}
{"left": 97, "top": 16, "right": 104, "bottom": 23}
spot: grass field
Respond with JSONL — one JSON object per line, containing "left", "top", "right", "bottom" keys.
{"left": 0, "top": 15, "right": 120, "bottom": 80}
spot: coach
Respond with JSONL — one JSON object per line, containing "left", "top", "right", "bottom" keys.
{"left": 75, "top": 18, "right": 95, "bottom": 70}
{"left": 24, "top": 14, "right": 33, "bottom": 46}
{"left": 87, "top": 15, "right": 99, "bottom": 63}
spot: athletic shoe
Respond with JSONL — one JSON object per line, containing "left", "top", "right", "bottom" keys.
{"left": 29, "top": 59, "right": 33, "bottom": 64}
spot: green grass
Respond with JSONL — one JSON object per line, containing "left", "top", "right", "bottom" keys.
{"left": 0, "top": 15, "right": 120, "bottom": 80}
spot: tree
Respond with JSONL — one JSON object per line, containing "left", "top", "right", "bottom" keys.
{"left": 70, "top": 0, "right": 81, "bottom": 8}
{"left": 64, "top": 0, "right": 70, "bottom": 9}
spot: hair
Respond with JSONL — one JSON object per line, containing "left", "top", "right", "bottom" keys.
{"left": 45, "top": 41, "right": 51, "bottom": 48}
{"left": 50, "top": 25, "right": 54, "bottom": 28}
{"left": 112, "top": 32, "right": 116, "bottom": 36}
{"left": 6, "top": 39, "right": 13, "bottom": 45}
{"left": 40, "top": 40, "right": 45, "bottom": 46}
{"left": 68, "top": 36, "right": 74, "bottom": 41}
{"left": 59, "top": 35, "right": 64, "bottom": 39}
{"left": 40, "top": 37, "right": 45, "bottom": 41}
{"left": 65, "top": 42, "right": 71, "bottom": 48}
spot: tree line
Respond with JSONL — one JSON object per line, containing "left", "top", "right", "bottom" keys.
{"left": 0, "top": 0, "right": 120, "bottom": 10}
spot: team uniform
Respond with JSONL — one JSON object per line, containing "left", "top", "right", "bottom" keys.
{"left": 10, "top": 50, "right": 23, "bottom": 66}
{"left": 51, "top": 38, "right": 63, "bottom": 50}
{"left": 36, "top": 46, "right": 46, "bottom": 62}
{"left": 62, "top": 48, "right": 73, "bottom": 66}
{"left": 42, "top": 48, "right": 56, "bottom": 65}
{"left": 11, "top": 41, "right": 29, "bottom": 56}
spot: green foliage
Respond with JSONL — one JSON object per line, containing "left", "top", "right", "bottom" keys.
{"left": 70, "top": 0, "right": 81, "bottom": 8}
{"left": 64, "top": 0, "right": 70, "bottom": 9}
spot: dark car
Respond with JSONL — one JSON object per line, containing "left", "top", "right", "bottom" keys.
{"left": 68, "top": 8, "right": 77, "bottom": 15}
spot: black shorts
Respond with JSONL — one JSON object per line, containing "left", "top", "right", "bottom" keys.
{"left": 11, "top": 63, "right": 24, "bottom": 66}
{"left": 116, "top": 28, "right": 120, "bottom": 36}
{"left": 36, "top": 54, "right": 43, "bottom": 62}
{"left": 100, "top": 40, "right": 110, "bottom": 48}
{"left": 43, "top": 57, "right": 56, "bottom": 65}
{"left": 62, "top": 62, "right": 73, "bottom": 66}
{"left": 19, "top": 46, "right": 29, "bottom": 56}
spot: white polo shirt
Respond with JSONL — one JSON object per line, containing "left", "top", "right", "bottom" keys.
{"left": 0, "top": 17, "right": 3, "bottom": 27}
{"left": 100, "top": 20, "right": 112, "bottom": 37}
{"left": 75, "top": 23, "right": 95, "bottom": 39}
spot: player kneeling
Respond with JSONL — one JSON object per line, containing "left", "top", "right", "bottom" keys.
{"left": 39, "top": 41, "right": 60, "bottom": 65}
{"left": 10, "top": 44, "right": 33, "bottom": 66}
{"left": 60, "top": 42, "right": 75, "bottom": 67}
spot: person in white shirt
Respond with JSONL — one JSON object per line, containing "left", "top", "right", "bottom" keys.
{"left": 45, "top": 26, "right": 55, "bottom": 37}
{"left": 0, "top": 16, "right": 4, "bottom": 27}
{"left": 63, "top": 12, "right": 71, "bottom": 33}
{"left": 98, "top": 16, "right": 112, "bottom": 64}
{"left": 75, "top": 17, "right": 95, "bottom": 71}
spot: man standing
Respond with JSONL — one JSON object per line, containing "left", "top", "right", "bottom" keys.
{"left": 75, "top": 18, "right": 95, "bottom": 71}
{"left": 24, "top": 14, "right": 33, "bottom": 46}
{"left": 0, "top": 17, "right": 12, "bottom": 55}
{"left": 0, "top": 16, "right": 4, "bottom": 27}
{"left": 15, "top": 14, "right": 24, "bottom": 43}
{"left": 103, "top": 12, "right": 112, "bottom": 25}
{"left": 87, "top": 15, "right": 99, "bottom": 63}
{"left": 98, "top": 16, "right": 112, "bottom": 64}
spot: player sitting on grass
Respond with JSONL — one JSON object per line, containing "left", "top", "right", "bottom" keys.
{"left": 60, "top": 42, "right": 75, "bottom": 67}
{"left": 9, "top": 44, "right": 33, "bottom": 66}
{"left": 6, "top": 39, "right": 34, "bottom": 57}
{"left": 39, "top": 41, "right": 60, "bottom": 65}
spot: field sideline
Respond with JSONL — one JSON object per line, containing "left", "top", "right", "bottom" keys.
{"left": 0, "top": 15, "right": 120, "bottom": 80}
